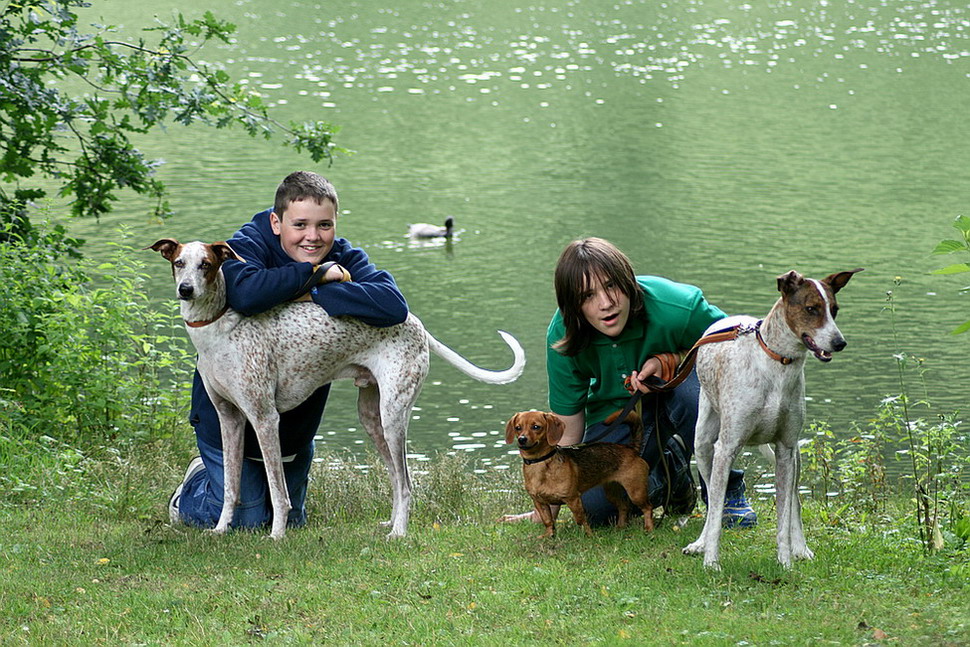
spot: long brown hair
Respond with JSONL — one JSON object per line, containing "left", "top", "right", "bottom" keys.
{"left": 552, "top": 238, "right": 644, "bottom": 356}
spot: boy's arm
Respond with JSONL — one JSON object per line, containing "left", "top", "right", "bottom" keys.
{"left": 220, "top": 238, "right": 310, "bottom": 315}
{"left": 308, "top": 246, "right": 408, "bottom": 328}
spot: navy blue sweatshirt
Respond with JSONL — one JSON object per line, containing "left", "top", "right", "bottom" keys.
{"left": 189, "top": 208, "right": 409, "bottom": 457}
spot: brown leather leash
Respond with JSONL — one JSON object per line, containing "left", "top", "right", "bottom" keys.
{"left": 604, "top": 319, "right": 793, "bottom": 435}
{"left": 635, "top": 319, "right": 794, "bottom": 395}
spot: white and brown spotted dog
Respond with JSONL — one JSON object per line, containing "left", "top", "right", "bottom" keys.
{"left": 150, "top": 239, "right": 525, "bottom": 540}
{"left": 683, "top": 268, "right": 862, "bottom": 569}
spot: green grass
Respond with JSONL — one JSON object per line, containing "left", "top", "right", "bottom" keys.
{"left": 1, "top": 442, "right": 968, "bottom": 646}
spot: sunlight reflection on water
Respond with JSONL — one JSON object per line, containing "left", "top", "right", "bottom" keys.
{"left": 73, "top": 0, "right": 970, "bottom": 470}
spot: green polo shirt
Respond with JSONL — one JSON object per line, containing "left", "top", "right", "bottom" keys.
{"left": 546, "top": 275, "right": 726, "bottom": 427}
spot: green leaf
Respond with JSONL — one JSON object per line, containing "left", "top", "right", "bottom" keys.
{"left": 952, "top": 214, "right": 970, "bottom": 235}
{"left": 930, "top": 263, "right": 970, "bottom": 275}
{"left": 931, "top": 240, "right": 967, "bottom": 255}
{"left": 950, "top": 319, "right": 970, "bottom": 335}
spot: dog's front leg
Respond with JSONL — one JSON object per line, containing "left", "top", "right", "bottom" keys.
{"left": 213, "top": 403, "right": 247, "bottom": 535}
{"left": 250, "top": 408, "right": 291, "bottom": 541}
{"left": 532, "top": 501, "right": 557, "bottom": 538}
{"left": 684, "top": 397, "right": 721, "bottom": 566}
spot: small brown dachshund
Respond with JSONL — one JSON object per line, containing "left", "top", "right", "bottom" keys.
{"left": 505, "top": 410, "right": 654, "bottom": 538}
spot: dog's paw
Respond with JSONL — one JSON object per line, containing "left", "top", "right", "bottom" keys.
{"left": 683, "top": 539, "right": 704, "bottom": 556}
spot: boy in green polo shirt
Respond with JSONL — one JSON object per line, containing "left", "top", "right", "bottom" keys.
{"left": 503, "top": 237, "right": 755, "bottom": 528}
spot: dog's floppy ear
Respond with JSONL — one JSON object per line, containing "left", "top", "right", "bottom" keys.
{"left": 211, "top": 241, "right": 243, "bottom": 264}
{"left": 147, "top": 238, "right": 180, "bottom": 262}
{"left": 545, "top": 413, "right": 565, "bottom": 446}
{"left": 776, "top": 270, "right": 804, "bottom": 297}
{"left": 824, "top": 268, "right": 864, "bottom": 294}
{"left": 504, "top": 414, "right": 521, "bottom": 444}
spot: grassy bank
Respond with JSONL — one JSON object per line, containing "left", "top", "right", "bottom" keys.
{"left": 1, "top": 441, "right": 968, "bottom": 646}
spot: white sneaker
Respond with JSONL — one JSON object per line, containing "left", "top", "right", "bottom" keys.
{"left": 168, "top": 457, "right": 205, "bottom": 524}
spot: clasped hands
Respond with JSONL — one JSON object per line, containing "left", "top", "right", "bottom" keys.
{"left": 314, "top": 261, "right": 352, "bottom": 284}
{"left": 292, "top": 262, "right": 352, "bottom": 302}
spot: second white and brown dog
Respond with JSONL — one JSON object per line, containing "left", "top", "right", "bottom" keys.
{"left": 683, "top": 268, "right": 862, "bottom": 569}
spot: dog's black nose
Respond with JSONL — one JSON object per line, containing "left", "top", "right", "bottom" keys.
{"left": 517, "top": 435, "right": 528, "bottom": 446}
{"left": 833, "top": 337, "right": 847, "bottom": 352}
{"left": 178, "top": 283, "right": 194, "bottom": 299}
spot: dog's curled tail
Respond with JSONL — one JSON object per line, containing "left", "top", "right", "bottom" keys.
{"left": 603, "top": 408, "right": 644, "bottom": 453}
{"left": 426, "top": 330, "right": 526, "bottom": 384}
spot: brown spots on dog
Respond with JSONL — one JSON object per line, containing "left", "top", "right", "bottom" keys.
{"left": 776, "top": 268, "right": 863, "bottom": 344}
{"left": 780, "top": 276, "right": 830, "bottom": 336}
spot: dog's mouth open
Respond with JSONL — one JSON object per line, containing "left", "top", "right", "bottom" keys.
{"left": 801, "top": 334, "right": 833, "bottom": 362}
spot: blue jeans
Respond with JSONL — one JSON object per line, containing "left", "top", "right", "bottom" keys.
{"left": 578, "top": 371, "right": 744, "bottom": 526}
{"left": 175, "top": 435, "right": 314, "bottom": 529}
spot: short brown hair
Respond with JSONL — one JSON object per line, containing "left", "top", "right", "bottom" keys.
{"left": 274, "top": 171, "right": 339, "bottom": 217}
{"left": 552, "top": 237, "right": 644, "bottom": 356}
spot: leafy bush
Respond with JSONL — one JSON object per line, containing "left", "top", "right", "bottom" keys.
{"left": 0, "top": 222, "right": 192, "bottom": 444}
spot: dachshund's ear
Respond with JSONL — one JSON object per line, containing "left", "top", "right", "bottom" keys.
{"left": 545, "top": 413, "right": 565, "bottom": 446}
{"left": 504, "top": 414, "right": 521, "bottom": 444}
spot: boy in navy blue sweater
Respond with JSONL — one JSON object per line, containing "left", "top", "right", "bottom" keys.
{"left": 169, "top": 171, "right": 408, "bottom": 529}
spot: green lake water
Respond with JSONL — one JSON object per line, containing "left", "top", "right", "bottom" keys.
{"left": 66, "top": 0, "right": 970, "bottom": 470}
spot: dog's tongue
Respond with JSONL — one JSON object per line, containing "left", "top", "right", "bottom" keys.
{"left": 802, "top": 334, "right": 833, "bottom": 362}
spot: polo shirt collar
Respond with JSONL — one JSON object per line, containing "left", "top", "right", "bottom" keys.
{"left": 589, "top": 311, "right": 646, "bottom": 346}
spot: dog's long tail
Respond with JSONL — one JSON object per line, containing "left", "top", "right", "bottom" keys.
{"left": 759, "top": 444, "right": 776, "bottom": 465}
{"left": 425, "top": 330, "right": 526, "bottom": 385}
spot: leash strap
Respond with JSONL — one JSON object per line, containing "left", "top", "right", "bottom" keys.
{"left": 597, "top": 319, "right": 793, "bottom": 439}
{"left": 600, "top": 389, "right": 644, "bottom": 438}
{"left": 638, "top": 319, "right": 794, "bottom": 394}
{"left": 294, "top": 262, "right": 335, "bottom": 298}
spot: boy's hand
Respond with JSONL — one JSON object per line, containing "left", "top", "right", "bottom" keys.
{"left": 313, "top": 262, "right": 352, "bottom": 283}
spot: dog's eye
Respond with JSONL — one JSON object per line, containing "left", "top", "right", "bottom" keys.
{"left": 173, "top": 259, "right": 185, "bottom": 268}
{"left": 199, "top": 261, "right": 211, "bottom": 270}
{"left": 514, "top": 425, "right": 522, "bottom": 432}
{"left": 531, "top": 424, "right": 541, "bottom": 430}
{"left": 831, "top": 305, "right": 839, "bottom": 319}
{"left": 805, "top": 306, "right": 818, "bottom": 316}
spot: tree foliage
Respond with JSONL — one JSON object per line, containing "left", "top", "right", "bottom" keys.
{"left": 0, "top": 0, "right": 343, "bottom": 232}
